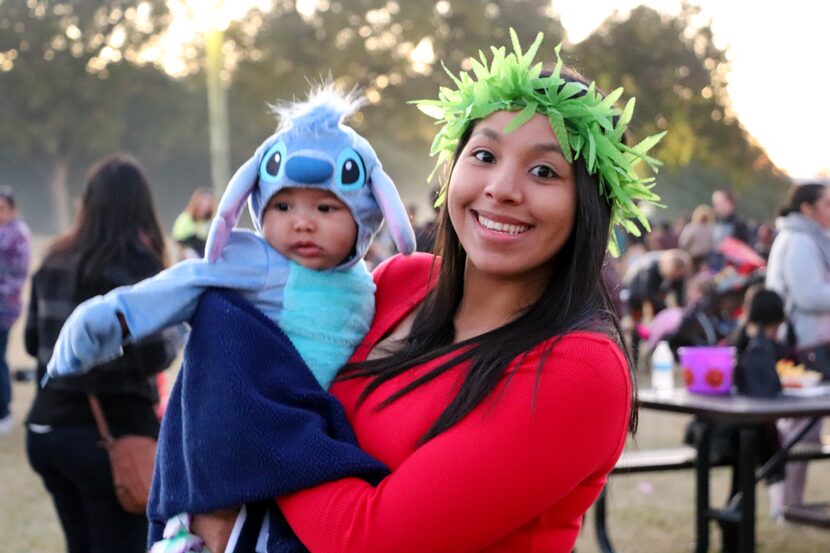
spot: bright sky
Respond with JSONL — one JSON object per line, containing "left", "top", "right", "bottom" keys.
{"left": 552, "top": 0, "right": 830, "bottom": 178}
{"left": 155, "top": 0, "right": 829, "bottom": 178}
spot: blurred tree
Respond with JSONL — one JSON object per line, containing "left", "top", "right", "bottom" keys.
{"left": 0, "top": 0, "right": 177, "bottom": 231}
{"left": 571, "top": 4, "right": 790, "bottom": 220}
{"left": 0, "top": 0, "right": 793, "bottom": 235}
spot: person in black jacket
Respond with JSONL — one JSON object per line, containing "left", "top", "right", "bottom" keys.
{"left": 24, "top": 155, "right": 182, "bottom": 553}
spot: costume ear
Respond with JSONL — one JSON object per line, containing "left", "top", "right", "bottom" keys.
{"left": 369, "top": 165, "right": 416, "bottom": 255}
{"left": 205, "top": 154, "right": 259, "bottom": 263}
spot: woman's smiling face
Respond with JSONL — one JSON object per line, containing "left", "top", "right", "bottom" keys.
{"left": 447, "top": 110, "right": 577, "bottom": 283}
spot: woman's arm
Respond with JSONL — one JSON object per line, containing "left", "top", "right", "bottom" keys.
{"left": 278, "top": 334, "right": 630, "bottom": 552}
{"left": 24, "top": 277, "right": 38, "bottom": 358}
{"left": 7, "top": 225, "right": 30, "bottom": 279}
{"left": 783, "top": 234, "right": 830, "bottom": 312}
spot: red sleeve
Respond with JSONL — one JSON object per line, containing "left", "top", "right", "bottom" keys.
{"left": 278, "top": 333, "right": 631, "bottom": 552}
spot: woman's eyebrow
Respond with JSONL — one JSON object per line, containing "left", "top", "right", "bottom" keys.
{"left": 472, "top": 127, "right": 563, "bottom": 154}
{"left": 533, "top": 142, "right": 563, "bottom": 154}
{"left": 471, "top": 127, "right": 502, "bottom": 141}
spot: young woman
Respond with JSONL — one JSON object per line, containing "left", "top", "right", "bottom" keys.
{"left": 765, "top": 182, "right": 830, "bottom": 513}
{"left": 195, "top": 30, "right": 664, "bottom": 553}
{"left": 25, "top": 155, "right": 182, "bottom": 553}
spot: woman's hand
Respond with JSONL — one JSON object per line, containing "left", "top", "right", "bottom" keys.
{"left": 191, "top": 508, "right": 239, "bottom": 553}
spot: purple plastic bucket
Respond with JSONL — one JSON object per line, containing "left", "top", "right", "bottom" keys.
{"left": 678, "top": 346, "right": 736, "bottom": 395}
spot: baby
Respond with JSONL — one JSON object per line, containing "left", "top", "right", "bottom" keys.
{"left": 47, "top": 85, "right": 414, "bottom": 550}
{"left": 48, "top": 85, "right": 414, "bottom": 388}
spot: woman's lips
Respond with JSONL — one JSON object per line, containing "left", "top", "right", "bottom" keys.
{"left": 473, "top": 210, "right": 531, "bottom": 235}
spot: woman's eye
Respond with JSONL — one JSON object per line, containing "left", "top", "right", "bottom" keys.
{"left": 473, "top": 150, "right": 495, "bottom": 163}
{"left": 530, "top": 165, "right": 557, "bottom": 179}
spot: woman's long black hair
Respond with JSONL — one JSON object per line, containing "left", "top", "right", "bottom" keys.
{"left": 47, "top": 154, "right": 168, "bottom": 288}
{"left": 342, "top": 72, "right": 637, "bottom": 443}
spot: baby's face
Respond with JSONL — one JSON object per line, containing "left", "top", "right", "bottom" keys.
{"left": 262, "top": 188, "right": 358, "bottom": 270}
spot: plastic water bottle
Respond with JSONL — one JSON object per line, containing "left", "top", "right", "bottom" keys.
{"left": 651, "top": 341, "right": 675, "bottom": 398}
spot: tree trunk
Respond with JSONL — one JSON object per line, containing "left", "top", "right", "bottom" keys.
{"left": 50, "top": 158, "right": 71, "bottom": 233}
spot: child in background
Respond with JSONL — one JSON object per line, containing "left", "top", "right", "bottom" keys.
{"left": 47, "top": 86, "right": 415, "bottom": 550}
{"left": 733, "top": 287, "right": 792, "bottom": 398}
{"left": 725, "top": 287, "right": 791, "bottom": 541}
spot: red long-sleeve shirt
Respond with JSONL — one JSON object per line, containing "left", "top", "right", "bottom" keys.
{"left": 278, "top": 253, "right": 631, "bottom": 552}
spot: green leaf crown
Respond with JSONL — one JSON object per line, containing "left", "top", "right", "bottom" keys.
{"left": 412, "top": 29, "right": 666, "bottom": 254}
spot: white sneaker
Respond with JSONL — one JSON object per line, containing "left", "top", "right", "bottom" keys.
{"left": 0, "top": 413, "right": 14, "bottom": 435}
{"left": 768, "top": 481, "right": 784, "bottom": 520}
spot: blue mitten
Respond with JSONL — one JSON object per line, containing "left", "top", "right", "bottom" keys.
{"left": 47, "top": 296, "right": 125, "bottom": 377}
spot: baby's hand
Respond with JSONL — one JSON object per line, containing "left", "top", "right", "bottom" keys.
{"left": 47, "top": 297, "right": 124, "bottom": 378}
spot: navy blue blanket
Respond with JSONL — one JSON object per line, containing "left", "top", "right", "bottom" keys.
{"left": 148, "top": 288, "right": 388, "bottom": 551}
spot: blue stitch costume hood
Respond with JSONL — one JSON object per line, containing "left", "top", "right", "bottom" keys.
{"left": 205, "top": 84, "right": 416, "bottom": 269}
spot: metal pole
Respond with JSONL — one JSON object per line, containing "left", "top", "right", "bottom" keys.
{"left": 205, "top": 28, "right": 231, "bottom": 197}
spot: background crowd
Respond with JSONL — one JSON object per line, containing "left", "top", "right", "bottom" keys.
{"left": 2, "top": 157, "right": 830, "bottom": 551}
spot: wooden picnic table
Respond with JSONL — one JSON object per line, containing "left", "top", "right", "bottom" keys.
{"left": 637, "top": 387, "right": 830, "bottom": 553}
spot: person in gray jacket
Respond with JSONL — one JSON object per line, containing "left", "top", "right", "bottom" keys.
{"left": 765, "top": 182, "right": 830, "bottom": 514}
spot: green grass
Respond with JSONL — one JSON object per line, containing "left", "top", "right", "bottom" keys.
{"left": 4, "top": 367, "right": 828, "bottom": 552}
{"left": 2, "top": 367, "right": 65, "bottom": 551}
{"left": 574, "top": 409, "right": 830, "bottom": 553}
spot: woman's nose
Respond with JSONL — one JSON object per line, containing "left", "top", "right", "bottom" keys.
{"left": 483, "top": 166, "right": 523, "bottom": 203}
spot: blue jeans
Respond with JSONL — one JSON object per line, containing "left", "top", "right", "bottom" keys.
{"left": 0, "top": 328, "right": 10, "bottom": 418}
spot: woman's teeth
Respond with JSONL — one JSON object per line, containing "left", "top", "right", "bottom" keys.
{"left": 477, "top": 214, "right": 529, "bottom": 235}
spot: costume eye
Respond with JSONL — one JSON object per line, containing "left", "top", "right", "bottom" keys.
{"left": 336, "top": 148, "right": 366, "bottom": 191}
{"left": 473, "top": 150, "right": 495, "bottom": 163}
{"left": 259, "top": 141, "right": 287, "bottom": 183}
{"left": 530, "top": 165, "right": 557, "bottom": 179}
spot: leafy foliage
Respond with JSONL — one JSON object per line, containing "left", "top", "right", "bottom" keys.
{"left": 0, "top": 0, "right": 792, "bottom": 232}
{"left": 571, "top": 5, "right": 790, "bottom": 219}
